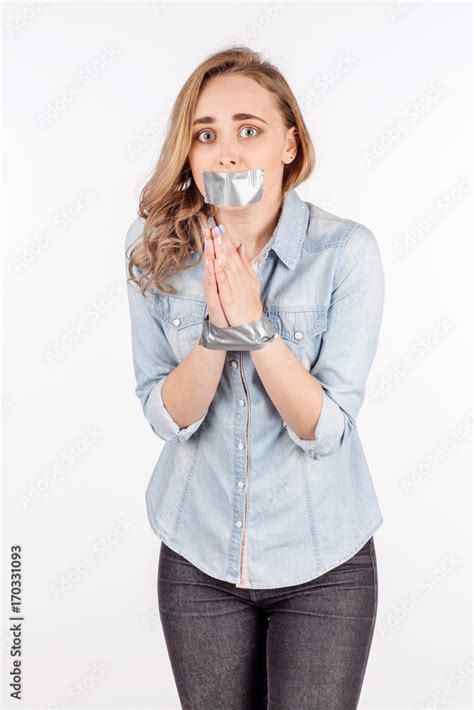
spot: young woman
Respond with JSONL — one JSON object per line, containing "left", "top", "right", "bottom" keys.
{"left": 126, "top": 46, "right": 385, "bottom": 710}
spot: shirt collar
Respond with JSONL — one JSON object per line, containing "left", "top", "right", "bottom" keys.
{"left": 191, "top": 188, "right": 309, "bottom": 270}
{"left": 260, "top": 188, "right": 310, "bottom": 270}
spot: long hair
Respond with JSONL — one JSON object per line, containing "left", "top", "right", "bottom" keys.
{"left": 127, "top": 46, "right": 316, "bottom": 296}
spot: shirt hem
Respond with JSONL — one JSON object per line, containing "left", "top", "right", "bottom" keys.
{"left": 146, "top": 496, "right": 383, "bottom": 589}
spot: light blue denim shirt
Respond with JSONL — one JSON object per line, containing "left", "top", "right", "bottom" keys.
{"left": 125, "top": 188, "right": 385, "bottom": 589}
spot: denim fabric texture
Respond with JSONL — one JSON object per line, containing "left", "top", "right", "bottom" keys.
{"left": 125, "top": 188, "right": 385, "bottom": 589}
{"left": 157, "top": 536, "right": 378, "bottom": 709}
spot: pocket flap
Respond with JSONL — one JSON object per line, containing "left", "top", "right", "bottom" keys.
{"left": 264, "top": 307, "right": 327, "bottom": 343}
{"left": 152, "top": 295, "right": 207, "bottom": 330}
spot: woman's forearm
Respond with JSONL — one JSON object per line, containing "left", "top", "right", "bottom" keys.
{"left": 161, "top": 333, "right": 325, "bottom": 438}
{"left": 250, "top": 336, "right": 324, "bottom": 440}
{"left": 161, "top": 340, "right": 226, "bottom": 429}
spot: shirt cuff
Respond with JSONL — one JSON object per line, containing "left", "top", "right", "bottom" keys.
{"left": 282, "top": 389, "right": 345, "bottom": 459}
{"left": 145, "top": 377, "right": 208, "bottom": 443}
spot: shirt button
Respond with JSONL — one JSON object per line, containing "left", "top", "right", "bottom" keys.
{"left": 311, "top": 452, "right": 319, "bottom": 460}
{"left": 173, "top": 318, "right": 181, "bottom": 327}
{"left": 294, "top": 331, "right": 303, "bottom": 340}
{"left": 230, "top": 360, "right": 238, "bottom": 368}
{"left": 237, "top": 480, "right": 245, "bottom": 488}
{"left": 238, "top": 399, "right": 245, "bottom": 406}
{"left": 235, "top": 520, "right": 243, "bottom": 528}
{"left": 238, "top": 441, "right": 245, "bottom": 450}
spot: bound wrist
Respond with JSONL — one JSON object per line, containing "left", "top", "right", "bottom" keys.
{"left": 200, "top": 312, "right": 277, "bottom": 351}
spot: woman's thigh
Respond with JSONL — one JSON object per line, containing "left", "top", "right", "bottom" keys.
{"left": 157, "top": 542, "right": 268, "bottom": 710}
{"left": 262, "top": 537, "right": 378, "bottom": 710}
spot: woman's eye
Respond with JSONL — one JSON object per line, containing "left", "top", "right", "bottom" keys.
{"left": 240, "top": 126, "right": 258, "bottom": 138}
{"left": 195, "top": 126, "right": 260, "bottom": 143}
{"left": 196, "top": 130, "right": 215, "bottom": 143}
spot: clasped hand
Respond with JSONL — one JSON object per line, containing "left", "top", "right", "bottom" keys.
{"left": 202, "top": 220, "right": 263, "bottom": 328}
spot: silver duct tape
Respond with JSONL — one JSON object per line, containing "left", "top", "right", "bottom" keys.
{"left": 202, "top": 168, "right": 264, "bottom": 206}
{"left": 199, "top": 312, "right": 278, "bottom": 351}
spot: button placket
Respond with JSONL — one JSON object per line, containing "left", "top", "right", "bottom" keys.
{"left": 229, "top": 352, "right": 251, "bottom": 586}
{"left": 229, "top": 357, "right": 247, "bottom": 545}
{"left": 235, "top": 350, "right": 251, "bottom": 586}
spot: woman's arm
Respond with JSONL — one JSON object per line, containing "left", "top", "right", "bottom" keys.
{"left": 249, "top": 224, "right": 385, "bottom": 458}
{"left": 250, "top": 336, "right": 324, "bottom": 439}
{"left": 126, "top": 273, "right": 225, "bottom": 442}
{"left": 126, "top": 218, "right": 236, "bottom": 441}
{"left": 161, "top": 342, "right": 226, "bottom": 429}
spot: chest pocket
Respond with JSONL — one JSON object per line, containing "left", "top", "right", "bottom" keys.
{"left": 264, "top": 306, "right": 328, "bottom": 371}
{"left": 151, "top": 294, "right": 207, "bottom": 361}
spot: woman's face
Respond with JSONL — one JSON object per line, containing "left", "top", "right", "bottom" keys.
{"left": 188, "top": 74, "right": 297, "bottom": 209}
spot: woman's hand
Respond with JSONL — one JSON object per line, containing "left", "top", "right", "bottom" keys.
{"left": 202, "top": 224, "right": 229, "bottom": 328}
{"left": 210, "top": 223, "right": 263, "bottom": 327}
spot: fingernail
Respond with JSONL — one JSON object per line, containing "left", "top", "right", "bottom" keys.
{"left": 208, "top": 216, "right": 216, "bottom": 228}
{"left": 219, "top": 224, "right": 225, "bottom": 233}
{"left": 217, "top": 234, "right": 222, "bottom": 245}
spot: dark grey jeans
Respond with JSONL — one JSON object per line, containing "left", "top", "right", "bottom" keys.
{"left": 158, "top": 537, "right": 378, "bottom": 709}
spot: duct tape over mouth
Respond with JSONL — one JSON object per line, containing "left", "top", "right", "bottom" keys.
{"left": 202, "top": 168, "right": 264, "bottom": 206}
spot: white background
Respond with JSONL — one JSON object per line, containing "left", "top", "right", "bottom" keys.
{"left": 2, "top": 1, "right": 472, "bottom": 708}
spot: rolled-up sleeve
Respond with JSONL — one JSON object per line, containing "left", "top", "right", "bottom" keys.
{"left": 283, "top": 223, "right": 385, "bottom": 458}
{"left": 125, "top": 221, "right": 208, "bottom": 443}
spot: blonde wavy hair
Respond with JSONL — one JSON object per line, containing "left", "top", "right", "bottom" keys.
{"left": 127, "top": 45, "right": 316, "bottom": 296}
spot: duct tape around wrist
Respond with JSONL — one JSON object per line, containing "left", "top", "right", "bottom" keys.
{"left": 199, "top": 311, "right": 278, "bottom": 351}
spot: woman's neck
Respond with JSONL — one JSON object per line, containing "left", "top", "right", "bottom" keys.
{"left": 211, "top": 198, "right": 282, "bottom": 262}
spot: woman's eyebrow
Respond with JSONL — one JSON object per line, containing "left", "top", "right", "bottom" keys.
{"left": 193, "top": 113, "right": 268, "bottom": 126}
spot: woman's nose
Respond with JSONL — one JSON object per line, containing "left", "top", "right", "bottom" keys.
{"left": 218, "top": 158, "right": 237, "bottom": 168}
{"left": 214, "top": 138, "right": 240, "bottom": 167}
